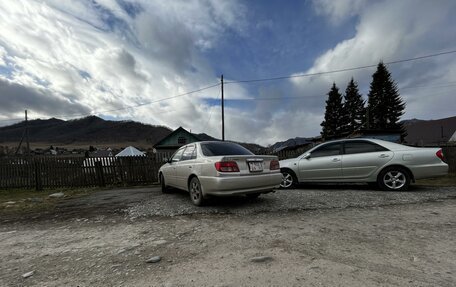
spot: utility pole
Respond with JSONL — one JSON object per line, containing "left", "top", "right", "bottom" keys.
{"left": 221, "top": 74, "right": 225, "bottom": 141}
{"left": 25, "top": 110, "right": 30, "bottom": 157}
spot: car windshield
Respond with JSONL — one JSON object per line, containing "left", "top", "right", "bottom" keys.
{"left": 201, "top": 142, "right": 253, "bottom": 156}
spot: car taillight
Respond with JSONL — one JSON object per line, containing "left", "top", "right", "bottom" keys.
{"left": 270, "top": 159, "right": 280, "bottom": 170}
{"left": 436, "top": 149, "right": 445, "bottom": 162}
{"left": 215, "top": 161, "right": 239, "bottom": 172}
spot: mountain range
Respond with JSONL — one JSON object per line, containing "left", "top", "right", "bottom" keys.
{"left": 0, "top": 115, "right": 454, "bottom": 151}
{"left": 0, "top": 116, "right": 263, "bottom": 151}
{"left": 0, "top": 116, "right": 171, "bottom": 149}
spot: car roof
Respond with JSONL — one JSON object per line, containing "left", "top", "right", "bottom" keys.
{"left": 179, "top": 141, "right": 241, "bottom": 148}
{"left": 187, "top": 141, "right": 240, "bottom": 145}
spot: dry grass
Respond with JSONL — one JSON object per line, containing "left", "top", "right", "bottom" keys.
{"left": 415, "top": 173, "right": 456, "bottom": 187}
{"left": 0, "top": 187, "right": 98, "bottom": 215}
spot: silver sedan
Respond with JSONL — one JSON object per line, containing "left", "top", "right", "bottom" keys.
{"left": 279, "top": 138, "right": 448, "bottom": 191}
{"left": 159, "top": 141, "right": 282, "bottom": 205}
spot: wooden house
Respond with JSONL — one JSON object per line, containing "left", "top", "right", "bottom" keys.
{"left": 153, "top": 127, "right": 216, "bottom": 160}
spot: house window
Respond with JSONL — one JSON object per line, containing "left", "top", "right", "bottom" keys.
{"left": 178, "top": 137, "right": 187, "bottom": 144}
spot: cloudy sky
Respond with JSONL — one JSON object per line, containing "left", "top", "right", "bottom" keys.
{"left": 0, "top": 0, "right": 455, "bottom": 145}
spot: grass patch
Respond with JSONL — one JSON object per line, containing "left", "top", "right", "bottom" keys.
{"left": 0, "top": 187, "right": 99, "bottom": 216}
{"left": 415, "top": 173, "right": 456, "bottom": 187}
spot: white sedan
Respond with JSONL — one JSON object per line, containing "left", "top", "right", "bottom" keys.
{"left": 279, "top": 138, "right": 448, "bottom": 191}
{"left": 158, "top": 141, "right": 282, "bottom": 205}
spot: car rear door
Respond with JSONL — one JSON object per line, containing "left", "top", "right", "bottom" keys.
{"left": 341, "top": 140, "right": 393, "bottom": 179}
{"left": 298, "top": 142, "right": 343, "bottom": 180}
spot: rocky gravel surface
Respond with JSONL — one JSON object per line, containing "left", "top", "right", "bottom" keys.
{"left": 1, "top": 185, "right": 456, "bottom": 286}
{"left": 126, "top": 185, "right": 456, "bottom": 218}
{"left": 1, "top": 197, "right": 455, "bottom": 287}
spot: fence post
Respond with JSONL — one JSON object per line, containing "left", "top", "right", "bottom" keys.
{"left": 95, "top": 161, "right": 105, "bottom": 187}
{"left": 35, "top": 159, "right": 43, "bottom": 191}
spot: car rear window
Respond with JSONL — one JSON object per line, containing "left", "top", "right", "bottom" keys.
{"left": 344, "top": 141, "right": 388, "bottom": 154}
{"left": 201, "top": 142, "right": 253, "bottom": 156}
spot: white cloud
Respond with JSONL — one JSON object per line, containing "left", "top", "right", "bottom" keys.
{"left": 0, "top": 46, "right": 6, "bottom": 66}
{"left": 0, "top": 0, "right": 455, "bottom": 147}
{"left": 0, "top": 0, "right": 246, "bottom": 135}
{"left": 312, "top": 0, "right": 367, "bottom": 24}
{"left": 292, "top": 0, "right": 456, "bottom": 132}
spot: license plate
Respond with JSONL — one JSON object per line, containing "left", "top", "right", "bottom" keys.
{"left": 248, "top": 161, "right": 263, "bottom": 172}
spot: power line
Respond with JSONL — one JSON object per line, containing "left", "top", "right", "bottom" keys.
{"left": 399, "top": 83, "right": 456, "bottom": 90}
{"left": 0, "top": 82, "right": 220, "bottom": 124}
{"left": 222, "top": 81, "right": 456, "bottom": 102}
{"left": 2, "top": 80, "right": 454, "bottom": 124}
{"left": 1, "top": 49, "right": 455, "bottom": 124}
{"left": 40, "top": 82, "right": 221, "bottom": 120}
{"left": 202, "top": 90, "right": 218, "bottom": 132}
{"left": 225, "top": 49, "right": 456, "bottom": 84}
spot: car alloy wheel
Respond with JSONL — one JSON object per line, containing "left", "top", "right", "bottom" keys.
{"left": 189, "top": 177, "right": 204, "bottom": 206}
{"left": 378, "top": 167, "right": 410, "bottom": 191}
{"left": 280, "top": 170, "right": 295, "bottom": 189}
{"left": 383, "top": 171, "right": 406, "bottom": 190}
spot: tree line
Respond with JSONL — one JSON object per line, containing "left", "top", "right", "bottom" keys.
{"left": 321, "top": 62, "right": 406, "bottom": 140}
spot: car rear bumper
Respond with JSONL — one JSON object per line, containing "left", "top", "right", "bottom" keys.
{"left": 199, "top": 172, "right": 282, "bottom": 196}
{"left": 410, "top": 163, "right": 448, "bottom": 180}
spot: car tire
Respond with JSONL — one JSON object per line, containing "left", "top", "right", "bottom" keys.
{"left": 189, "top": 177, "right": 205, "bottom": 206}
{"left": 245, "top": 193, "right": 261, "bottom": 199}
{"left": 280, "top": 169, "right": 297, "bottom": 189}
{"left": 377, "top": 167, "right": 411, "bottom": 191}
{"left": 160, "top": 174, "right": 170, "bottom": 193}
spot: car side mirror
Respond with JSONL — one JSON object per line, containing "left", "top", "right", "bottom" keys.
{"left": 163, "top": 158, "right": 169, "bottom": 163}
{"left": 303, "top": 153, "right": 311, "bottom": 159}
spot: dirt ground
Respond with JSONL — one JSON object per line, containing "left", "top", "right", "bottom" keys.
{"left": 1, "top": 186, "right": 455, "bottom": 287}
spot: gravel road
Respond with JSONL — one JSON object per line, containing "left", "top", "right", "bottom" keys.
{"left": 1, "top": 185, "right": 455, "bottom": 286}
{"left": 125, "top": 185, "right": 456, "bottom": 218}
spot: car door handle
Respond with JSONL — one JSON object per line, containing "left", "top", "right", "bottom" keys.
{"left": 379, "top": 154, "right": 390, "bottom": 158}
{"left": 188, "top": 166, "right": 192, "bottom": 168}
{"left": 332, "top": 158, "right": 341, "bottom": 162}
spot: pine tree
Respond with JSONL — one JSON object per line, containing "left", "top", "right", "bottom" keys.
{"left": 367, "top": 62, "right": 405, "bottom": 133}
{"left": 321, "top": 83, "right": 344, "bottom": 140}
{"left": 343, "top": 78, "right": 366, "bottom": 134}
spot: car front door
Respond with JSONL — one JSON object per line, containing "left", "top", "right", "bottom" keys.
{"left": 175, "top": 145, "right": 197, "bottom": 189}
{"left": 341, "top": 140, "right": 394, "bottom": 179}
{"left": 298, "top": 142, "right": 343, "bottom": 181}
{"left": 163, "top": 147, "right": 185, "bottom": 188}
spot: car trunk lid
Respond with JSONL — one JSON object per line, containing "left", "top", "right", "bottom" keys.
{"left": 219, "top": 155, "right": 279, "bottom": 176}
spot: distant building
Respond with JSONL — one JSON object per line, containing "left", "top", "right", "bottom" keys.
{"left": 449, "top": 131, "right": 456, "bottom": 143}
{"left": 116, "top": 146, "right": 145, "bottom": 157}
{"left": 89, "top": 149, "right": 113, "bottom": 157}
{"left": 153, "top": 127, "right": 217, "bottom": 160}
{"left": 404, "top": 116, "right": 456, "bottom": 146}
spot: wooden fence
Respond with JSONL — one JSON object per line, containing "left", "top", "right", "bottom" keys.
{"left": 1, "top": 145, "right": 454, "bottom": 190}
{"left": 0, "top": 156, "right": 162, "bottom": 190}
